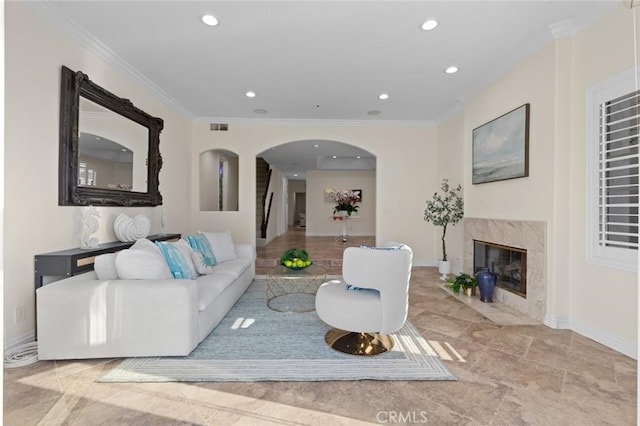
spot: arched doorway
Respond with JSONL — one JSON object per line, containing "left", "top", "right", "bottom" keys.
{"left": 256, "top": 139, "right": 376, "bottom": 244}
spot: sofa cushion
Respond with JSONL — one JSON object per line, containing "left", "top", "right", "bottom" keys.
{"left": 209, "top": 256, "right": 252, "bottom": 280}
{"left": 199, "top": 231, "right": 238, "bottom": 263}
{"left": 115, "top": 249, "right": 173, "bottom": 280}
{"left": 196, "top": 273, "right": 237, "bottom": 311}
{"left": 94, "top": 253, "right": 118, "bottom": 280}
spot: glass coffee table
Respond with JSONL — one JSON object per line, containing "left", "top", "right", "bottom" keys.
{"left": 266, "top": 264, "right": 327, "bottom": 313}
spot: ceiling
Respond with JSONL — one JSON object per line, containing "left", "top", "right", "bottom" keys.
{"left": 34, "top": 0, "right": 619, "bottom": 178}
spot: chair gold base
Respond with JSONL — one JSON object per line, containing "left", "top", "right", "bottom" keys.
{"left": 324, "top": 329, "right": 394, "bottom": 356}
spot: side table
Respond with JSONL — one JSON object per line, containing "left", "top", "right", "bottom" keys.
{"left": 34, "top": 233, "right": 181, "bottom": 289}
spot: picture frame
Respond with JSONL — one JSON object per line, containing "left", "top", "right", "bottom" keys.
{"left": 472, "top": 103, "right": 530, "bottom": 184}
{"left": 324, "top": 188, "right": 335, "bottom": 202}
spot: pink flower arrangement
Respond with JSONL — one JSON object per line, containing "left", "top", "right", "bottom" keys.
{"left": 330, "top": 189, "right": 360, "bottom": 216}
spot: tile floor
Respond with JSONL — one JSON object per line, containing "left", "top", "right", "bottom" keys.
{"left": 4, "top": 229, "right": 637, "bottom": 425}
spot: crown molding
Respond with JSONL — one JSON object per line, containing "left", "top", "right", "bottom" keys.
{"left": 27, "top": 1, "right": 195, "bottom": 120}
{"left": 193, "top": 116, "right": 436, "bottom": 128}
{"left": 548, "top": 2, "right": 620, "bottom": 39}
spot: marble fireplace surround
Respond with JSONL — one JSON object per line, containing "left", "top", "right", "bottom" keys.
{"left": 463, "top": 218, "right": 547, "bottom": 321}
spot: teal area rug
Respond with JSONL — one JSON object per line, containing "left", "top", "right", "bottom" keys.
{"left": 99, "top": 280, "right": 456, "bottom": 382}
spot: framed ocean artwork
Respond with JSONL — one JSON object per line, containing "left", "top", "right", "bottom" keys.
{"left": 472, "top": 104, "right": 530, "bottom": 184}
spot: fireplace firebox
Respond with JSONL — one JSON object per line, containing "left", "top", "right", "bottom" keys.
{"left": 473, "top": 240, "right": 527, "bottom": 297}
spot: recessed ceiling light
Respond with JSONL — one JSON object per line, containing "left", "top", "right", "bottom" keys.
{"left": 121, "top": 148, "right": 127, "bottom": 152}
{"left": 445, "top": 66, "right": 459, "bottom": 74}
{"left": 253, "top": 108, "right": 268, "bottom": 114}
{"left": 293, "top": 174, "right": 298, "bottom": 177}
{"left": 367, "top": 110, "right": 381, "bottom": 116}
{"left": 378, "top": 93, "right": 389, "bottom": 100}
{"left": 245, "top": 91, "right": 256, "bottom": 98}
{"left": 332, "top": 155, "right": 337, "bottom": 159}
{"left": 313, "top": 144, "right": 319, "bottom": 148}
{"left": 421, "top": 19, "right": 439, "bottom": 31}
{"left": 356, "top": 156, "right": 361, "bottom": 159}
{"left": 202, "top": 15, "right": 219, "bottom": 26}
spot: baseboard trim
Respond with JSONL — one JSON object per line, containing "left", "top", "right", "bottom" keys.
{"left": 545, "top": 314, "right": 636, "bottom": 359}
{"left": 569, "top": 318, "right": 637, "bottom": 360}
{"left": 544, "top": 314, "right": 571, "bottom": 329}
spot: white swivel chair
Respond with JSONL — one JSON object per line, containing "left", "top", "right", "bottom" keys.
{"left": 315, "top": 243, "right": 413, "bottom": 356}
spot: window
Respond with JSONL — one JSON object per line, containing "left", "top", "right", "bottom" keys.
{"left": 587, "top": 68, "right": 639, "bottom": 271}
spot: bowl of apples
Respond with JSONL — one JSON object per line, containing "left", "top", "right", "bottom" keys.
{"left": 280, "top": 248, "right": 312, "bottom": 270}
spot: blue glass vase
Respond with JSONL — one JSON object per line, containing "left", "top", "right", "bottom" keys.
{"left": 476, "top": 268, "right": 497, "bottom": 303}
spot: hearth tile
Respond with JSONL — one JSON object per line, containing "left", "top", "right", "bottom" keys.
{"left": 522, "top": 221, "right": 546, "bottom": 253}
{"left": 438, "top": 284, "right": 540, "bottom": 325}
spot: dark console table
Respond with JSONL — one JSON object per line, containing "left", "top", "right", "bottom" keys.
{"left": 34, "top": 233, "right": 180, "bottom": 289}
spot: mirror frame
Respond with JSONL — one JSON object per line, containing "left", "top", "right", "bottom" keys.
{"left": 59, "top": 65, "right": 164, "bottom": 206}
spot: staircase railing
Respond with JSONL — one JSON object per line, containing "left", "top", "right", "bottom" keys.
{"left": 260, "top": 168, "right": 273, "bottom": 238}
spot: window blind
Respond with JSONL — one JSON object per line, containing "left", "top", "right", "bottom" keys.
{"left": 598, "top": 89, "right": 639, "bottom": 250}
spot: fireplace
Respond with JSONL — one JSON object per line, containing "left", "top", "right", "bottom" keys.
{"left": 464, "top": 218, "right": 546, "bottom": 321}
{"left": 474, "top": 240, "right": 527, "bottom": 297}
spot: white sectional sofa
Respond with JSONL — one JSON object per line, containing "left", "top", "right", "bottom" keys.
{"left": 36, "top": 243, "right": 255, "bottom": 360}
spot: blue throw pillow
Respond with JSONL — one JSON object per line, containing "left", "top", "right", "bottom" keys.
{"left": 186, "top": 234, "right": 217, "bottom": 267}
{"left": 155, "top": 241, "right": 194, "bottom": 279}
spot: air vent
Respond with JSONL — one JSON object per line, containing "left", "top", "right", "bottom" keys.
{"left": 210, "top": 123, "right": 229, "bottom": 131}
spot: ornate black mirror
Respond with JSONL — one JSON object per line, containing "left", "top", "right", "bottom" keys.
{"left": 59, "top": 65, "right": 163, "bottom": 206}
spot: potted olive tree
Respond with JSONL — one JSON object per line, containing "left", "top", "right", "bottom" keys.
{"left": 424, "top": 179, "right": 464, "bottom": 280}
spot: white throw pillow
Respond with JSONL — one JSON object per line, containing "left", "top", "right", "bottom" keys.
{"left": 115, "top": 249, "right": 173, "bottom": 280}
{"left": 191, "top": 251, "right": 216, "bottom": 275}
{"left": 130, "top": 238, "right": 163, "bottom": 256}
{"left": 199, "top": 231, "right": 238, "bottom": 263}
{"left": 94, "top": 253, "right": 118, "bottom": 280}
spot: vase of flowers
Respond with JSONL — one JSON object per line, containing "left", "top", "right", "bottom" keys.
{"left": 330, "top": 189, "right": 360, "bottom": 216}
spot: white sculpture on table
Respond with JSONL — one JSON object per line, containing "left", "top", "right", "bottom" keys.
{"left": 113, "top": 213, "right": 151, "bottom": 242}
{"left": 81, "top": 205, "right": 100, "bottom": 249}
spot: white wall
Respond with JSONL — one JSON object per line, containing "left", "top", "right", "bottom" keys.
{"left": 436, "top": 113, "right": 465, "bottom": 272}
{"left": 305, "top": 170, "right": 375, "bottom": 237}
{"left": 4, "top": 3, "right": 192, "bottom": 345}
{"left": 564, "top": 5, "right": 637, "bottom": 356}
{"left": 190, "top": 122, "right": 439, "bottom": 264}
{"left": 439, "top": 5, "right": 637, "bottom": 357}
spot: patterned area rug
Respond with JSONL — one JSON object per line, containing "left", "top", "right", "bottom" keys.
{"left": 99, "top": 280, "right": 456, "bottom": 382}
